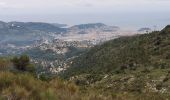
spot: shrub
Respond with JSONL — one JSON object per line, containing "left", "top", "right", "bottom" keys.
{"left": 0, "top": 58, "right": 11, "bottom": 71}
{"left": 11, "top": 55, "right": 35, "bottom": 73}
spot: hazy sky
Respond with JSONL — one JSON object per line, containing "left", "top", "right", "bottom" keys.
{"left": 0, "top": 0, "right": 170, "bottom": 28}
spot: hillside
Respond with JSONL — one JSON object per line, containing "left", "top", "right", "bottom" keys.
{"left": 65, "top": 25, "right": 170, "bottom": 76}
{"left": 1, "top": 25, "right": 170, "bottom": 99}
{"left": 0, "top": 57, "right": 117, "bottom": 100}
{"left": 61, "top": 25, "right": 170, "bottom": 99}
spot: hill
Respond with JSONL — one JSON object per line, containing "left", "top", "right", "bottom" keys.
{"left": 68, "top": 23, "right": 120, "bottom": 34}
{"left": 1, "top": 25, "right": 170, "bottom": 99}
{"left": 0, "top": 21, "right": 67, "bottom": 48}
{"left": 61, "top": 25, "right": 170, "bottom": 99}
{"left": 0, "top": 21, "right": 66, "bottom": 34}
{"left": 65, "top": 25, "right": 170, "bottom": 75}
{"left": 70, "top": 23, "right": 107, "bottom": 29}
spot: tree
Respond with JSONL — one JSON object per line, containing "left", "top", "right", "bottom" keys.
{"left": 11, "top": 56, "right": 20, "bottom": 69}
{"left": 11, "top": 55, "right": 35, "bottom": 73}
{"left": 19, "top": 55, "right": 30, "bottom": 70}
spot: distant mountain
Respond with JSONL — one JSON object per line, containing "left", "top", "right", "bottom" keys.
{"left": 138, "top": 27, "right": 152, "bottom": 32}
{"left": 70, "top": 23, "right": 107, "bottom": 29}
{"left": 0, "top": 21, "right": 68, "bottom": 46}
{"left": 68, "top": 23, "right": 120, "bottom": 34}
{"left": 52, "top": 23, "right": 67, "bottom": 28}
{"left": 0, "top": 21, "right": 119, "bottom": 36}
{"left": 0, "top": 21, "right": 66, "bottom": 34}
{"left": 0, "top": 21, "right": 33, "bottom": 35}
{"left": 10, "top": 22, "right": 67, "bottom": 32}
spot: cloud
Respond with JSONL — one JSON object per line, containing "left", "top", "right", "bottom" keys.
{"left": 0, "top": 1, "right": 7, "bottom": 7}
{"left": 73, "top": 0, "right": 94, "bottom": 7}
{"left": 0, "top": 0, "right": 170, "bottom": 14}
{"left": 0, "top": 0, "right": 170, "bottom": 8}
{"left": 0, "top": 1, "right": 22, "bottom": 9}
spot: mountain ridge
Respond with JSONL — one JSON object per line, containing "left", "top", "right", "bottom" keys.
{"left": 56, "top": 25, "right": 170, "bottom": 99}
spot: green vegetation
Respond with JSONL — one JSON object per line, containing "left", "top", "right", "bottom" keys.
{"left": 0, "top": 58, "right": 11, "bottom": 71}
{"left": 24, "top": 48, "right": 63, "bottom": 61}
{"left": 0, "top": 56, "right": 113, "bottom": 100}
{"left": 61, "top": 25, "right": 170, "bottom": 99}
{"left": 65, "top": 25, "right": 170, "bottom": 76}
{"left": 11, "top": 55, "right": 35, "bottom": 73}
{"left": 0, "top": 71, "right": 80, "bottom": 100}
{"left": 1, "top": 25, "right": 170, "bottom": 99}
{"left": 25, "top": 46, "right": 88, "bottom": 61}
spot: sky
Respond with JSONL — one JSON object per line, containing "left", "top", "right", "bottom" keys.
{"left": 0, "top": 0, "right": 170, "bottom": 29}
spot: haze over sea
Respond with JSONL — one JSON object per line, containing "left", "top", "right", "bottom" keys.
{"left": 0, "top": 0, "right": 170, "bottom": 30}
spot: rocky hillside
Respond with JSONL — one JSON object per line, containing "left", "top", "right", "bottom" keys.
{"left": 65, "top": 25, "right": 170, "bottom": 76}
{"left": 1, "top": 25, "right": 170, "bottom": 99}
{"left": 61, "top": 25, "right": 170, "bottom": 99}
{"left": 24, "top": 39, "right": 93, "bottom": 74}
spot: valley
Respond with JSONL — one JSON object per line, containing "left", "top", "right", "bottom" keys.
{"left": 0, "top": 0, "right": 170, "bottom": 99}
{"left": 0, "top": 20, "right": 170, "bottom": 100}
{"left": 0, "top": 21, "right": 128, "bottom": 75}
{"left": 1, "top": 20, "right": 170, "bottom": 99}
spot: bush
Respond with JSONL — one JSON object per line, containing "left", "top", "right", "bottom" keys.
{"left": 11, "top": 55, "right": 35, "bottom": 73}
{"left": 0, "top": 58, "right": 11, "bottom": 71}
